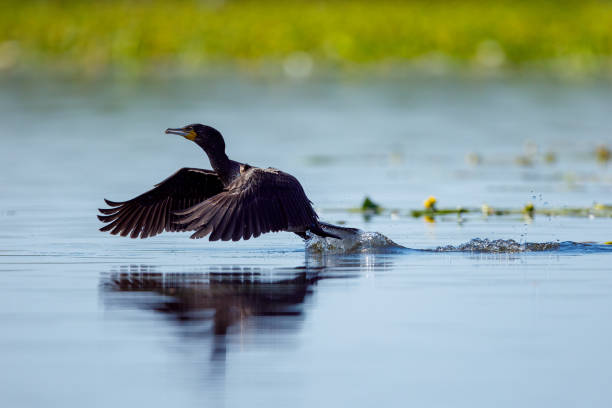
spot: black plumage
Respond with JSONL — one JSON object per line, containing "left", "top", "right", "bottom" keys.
{"left": 98, "top": 124, "right": 340, "bottom": 241}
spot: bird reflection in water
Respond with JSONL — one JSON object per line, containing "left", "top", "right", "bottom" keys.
{"left": 100, "top": 255, "right": 393, "bottom": 373}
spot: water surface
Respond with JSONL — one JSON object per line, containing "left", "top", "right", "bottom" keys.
{"left": 1, "top": 75, "right": 611, "bottom": 407}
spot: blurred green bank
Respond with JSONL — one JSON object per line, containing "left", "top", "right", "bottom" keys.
{"left": 1, "top": 0, "right": 612, "bottom": 77}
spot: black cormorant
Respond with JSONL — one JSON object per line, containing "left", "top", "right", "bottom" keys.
{"left": 98, "top": 124, "right": 345, "bottom": 241}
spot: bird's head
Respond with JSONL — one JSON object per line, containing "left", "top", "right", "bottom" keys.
{"left": 165, "top": 123, "right": 225, "bottom": 152}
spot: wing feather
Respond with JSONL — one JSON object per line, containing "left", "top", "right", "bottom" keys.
{"left": 98, "top": 168, "right": 223, "bottom": 239}
{"left": 114, "top": 206, "right": 140, "bottom": 236}
{"left": 221, "top": 202, "right": 239, "bottom": 241}
{"left": 156, "top": 198, "right": 169, "bottom": 235}
{"left": 232, "top": 203, "right": 245, "bottom": 241}
{"left": 145, "top": 202, "right": 163, "bottom": 237}
{"left": 247, "top": 204, "right": 259, "bottom": 239}
{"left": 209, "top": 197, "right": 234, "bottom": 241}
{"left": 141, "top": 202, "right": 158, "bottom": 238}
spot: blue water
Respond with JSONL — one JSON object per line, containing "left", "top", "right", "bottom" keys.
{"left": 1, "top": 75, "right": 611, "bottom": 407}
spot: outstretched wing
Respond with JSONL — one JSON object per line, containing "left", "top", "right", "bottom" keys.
{"left": 98, "top": 168, "right": 224, "bottom": 238}
{"left": 177, "top": 167, "right": 318, "bottom": 241}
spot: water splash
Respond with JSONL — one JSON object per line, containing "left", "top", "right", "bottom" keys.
{"left": 433, "top": 238, "right": 560, "bottom": 253}
{"left": 307, "top": 221, "right": 611, "bottom": 255}
{"left": 306, "top": 230, "right": 404, "bottom": 254}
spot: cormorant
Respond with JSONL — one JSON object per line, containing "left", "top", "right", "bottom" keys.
{"left": 98, "top": 124, "right": 344, "bottom": 241}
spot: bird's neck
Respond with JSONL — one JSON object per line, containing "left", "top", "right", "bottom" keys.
{"left": 206, "top": 149, "right": 238, "bottom": 185}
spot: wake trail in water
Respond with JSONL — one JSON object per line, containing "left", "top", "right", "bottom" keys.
{"left": 308, "top": 226, "right": 612, "bottom": 255}
{"left": 433, "top": 238, "right": 560, "bottom": 253}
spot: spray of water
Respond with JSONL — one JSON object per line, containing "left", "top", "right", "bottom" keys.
{"left": 304, "top": 228, "right": 608, "bottom": 255}
{"left": 433, "top": 238, "right": 560, "bottom": 253}
{"left": 306, "top": 230, "right": 404, "bottom": 254}
{"left": 306, "top": 222, "right": 609, "bottom": 255}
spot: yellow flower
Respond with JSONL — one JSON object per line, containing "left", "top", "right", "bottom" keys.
{"left": 522, "top": 202, "right": 535, "bottom": 217}
{"left": 423, "top": 196, "right": 437, "bottom": 210}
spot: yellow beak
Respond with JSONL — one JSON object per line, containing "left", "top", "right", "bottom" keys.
{"left": 165, "top": 127, "right": 197, "bottom": 141}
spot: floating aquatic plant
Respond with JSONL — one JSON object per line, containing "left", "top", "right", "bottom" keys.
{"left": 522, "top": 202, "right": 535, "bottom": 217}
{"left": 360, "top": 196, "right": 382, "bottom": 214}
{"left": 544, "top": 152, "right": 557, "bottom": 164}
{"left": 411, "top": 197, "right": 468, "bottom": 218}
{"left": 596, "top": 145, "right": 611, "bottom": 164}
{"left": 340, "top": 196, "right": 612, "bottom": 221}
{"left": 515, "top": 155, "right": 534, "bottom": 167}
{"left": 481, "top": 204, "right": 494, "bottom": 216}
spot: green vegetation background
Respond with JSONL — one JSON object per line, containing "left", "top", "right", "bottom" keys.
{"left": 1, "top": 0, "right": 612, "bottom": 76}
